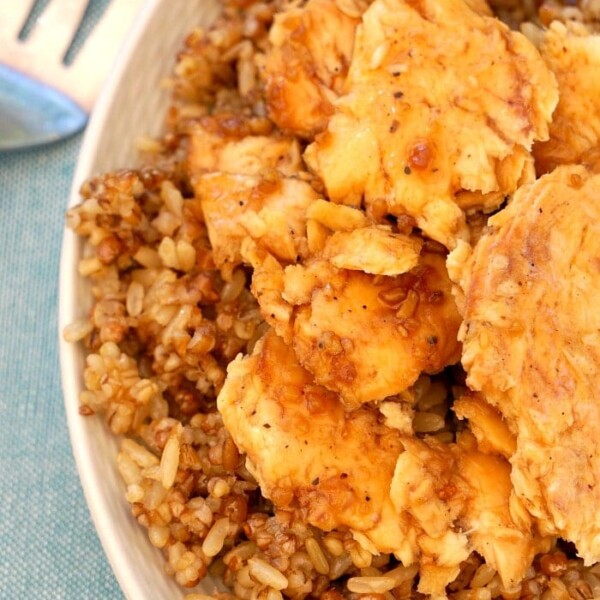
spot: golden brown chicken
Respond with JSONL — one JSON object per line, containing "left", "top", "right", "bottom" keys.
{"left": 217, "top": 329, "right": 409, "bottom": 553}
{"left": 192, "top": 172, "right": 317, "bottom": 273}
{"left": 390, "top": 432, "right": 551, "bottom": 595}
{"left": 454, "top": 391, "right": 516, "bottom": 459}
{"left": 187, "top": 115, "right": 302, "bottom": 177}
{"left": 320, "top": 226, "right": 423, "bottom": 276}
{"left": 304, "top": 0, "right": 558, "bottom": 248}
{"left": 261, "top": 0, "right": 365, "bottom": 138}
{"left": 244, "top": 236, "right": 462, "bottom": 408}
{"left": 289, "top": 252, "right": 462, "bottom": 408}
{"left": 529, "top": 21, "right": 600, "bottom": 175}
{"left": 456, "top": 164, "right": 600, "bottom": 563}
{"left": 218, "top": 331, "right": 550, "bottom": 595}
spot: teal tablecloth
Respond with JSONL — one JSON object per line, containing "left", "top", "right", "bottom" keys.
{"left": 0, "top": 2, "right": 124, "bottom": 598}
{"left": 0, "top": 140, "right": 125, "bottom": 599}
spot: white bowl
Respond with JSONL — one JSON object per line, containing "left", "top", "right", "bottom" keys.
{"left": 59, "top": 1, "right": 222, "bottom": 598}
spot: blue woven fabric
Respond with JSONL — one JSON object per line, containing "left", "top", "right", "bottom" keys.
{"left": 0, "top": 139, "right": 124, "bottom": 600}
{"left": 0, "top": 1, "right": 125, "bottom": 597}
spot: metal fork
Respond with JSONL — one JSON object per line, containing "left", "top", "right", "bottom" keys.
{"left": 0, "top": 0, "right": 146, "bottom": 151}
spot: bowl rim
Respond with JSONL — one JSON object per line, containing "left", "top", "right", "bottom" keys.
{"left": 58, "top": 1, "right": 169, "bottom": 598}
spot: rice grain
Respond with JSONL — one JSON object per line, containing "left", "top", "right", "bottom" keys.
{"left": 63, "top": 318, "right": 94, "bottom": 342}
{"left": 149, "top": 525, "right": 171, "bottom": 548}
{"left": 347, "top": 575, "right": 397, "bottom": 594}
{"left": 248, "top": 557, "right": 289, "bottom": 590}
{"left": 202, "top": 517, "right": 231, "bottom": 557}
{"left": 413, "top": 411, "right": 445, "bottom": 433}
{"left": 306, "top": 537, "right": 330, "bottom": 575}
{"left": 160, "top": 435, "right": 181, "bottom": 489}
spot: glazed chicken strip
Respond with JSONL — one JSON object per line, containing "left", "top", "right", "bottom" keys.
{"left": 456, "top": 164, "right": 600, "bottom": 562}
{"left": 192, "top": 172, "right": 317, "bottom": 271}
{"left": 390, "top": 433, "right": 551, "bottom": 595}
{"left": 218, "top": 330, "right": 409, "bottom": 553}
{"left": 261, "top": 0, "right": 365, "bottom": 138}
{"left": 320, "top": 226, "right": 423, "bottom": 276}
{"left": 304, "top": 0, "right": 558, "bottom": 248}
{"left": 287, "top": 252, "right": 462, "bottom": 407}
{"left": 187, "top": 115, "right": 302, "bottom": 177}
{"left": 528, "top": 21, "right": 600, "bottom": 175}
{"left": 219, "top": 332, "right": 549, "bottom": 595}
{"left": 244, "top": 238, "right": 462, "bottom": 408}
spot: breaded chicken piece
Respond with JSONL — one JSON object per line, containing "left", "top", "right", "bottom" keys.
{"left": 457, "top": 165, "right": 600, "bottom": 562}
{"left": 304, "top": 0, "right": 558, "bottom": 248}
{"left": 187, "top": 115, "right": 302, "bottom": 177}
{"left": 390, "top": 433, "right": 551, "bottom": 595}
{"left": 528, "top": 21, "right": 600, "bottom": 175}
{"left": 464, "top": 0, "right": 492, "bottom": 15}
{"left": 454, "top": 392, "right": 516, "bottom": 459}
{"left": 245, "top": 239, "right": 462, "bottom": 408}
{"left": 290, "top": 252, "right": 462, "bottom": 407}
{"left": 217, "top": 330, "right": 409, "bottom": 553}
{"left": 218, "top": 332, "right": 550, "bottom": 591}
{"left": 192, "top": 173, "right": 317, "bottom": 271}
{"left": 321, "top": 226, "right": 423, "bottom": 276}
{"left": 261, "top": 0, "right": 364, "bottom": 138}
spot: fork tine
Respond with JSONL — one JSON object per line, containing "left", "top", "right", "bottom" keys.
{"left": 0, "top": 0, "right": 145, "bottom": 114}
{"left": 25, "top": 0, "right": 91, "bottom": 64}
{"left": 0, "top": 0, "right": 37, "bottom": 40}
{"left": 68, "top": 0, "right": 146, "bottom": 109}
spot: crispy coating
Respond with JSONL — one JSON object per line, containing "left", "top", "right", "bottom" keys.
{"left": 261, "top": 0, "right": 365, "bottom": 138}
{"left": 289, "top": 252, "right": 462, "bottom": 407}
{"left": 454, "top": 392, "right": 516, "bottom": 458}
{"left": 217, "top": 330, "right": 408, "bottom": 553}
{"left": 219, "top": 331, "right": 549, "bottom": 595}
{"left": 304, "top": 0, "right": 558, "bottom": 248}
{"left": 192, "top": 173, "right": 316, "bottom": 270}
{"left": 187, "top": 117, "right": 302, "bottom": 177}
{"left": 464, "top": 0, "right": 492, "bottom": 14}
{"left": 531, "top": 21, "right": 600, "bottom": 175}
{"left": 457, "top": 165, "right": 600, "bottom": 562}
{"left": 245, "top": 239, "right": 462, "bottom": 408}
{"left": 390, "top": 433, "right": 551, "bottom": 595}
{"left": 321, "top": 227, "right": 423, "bottom": 276}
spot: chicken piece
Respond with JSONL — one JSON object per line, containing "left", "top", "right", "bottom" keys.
{"left": 217, "top": 330, "right": 410, "bottom": 553}
{"left": 454, "top": 392, "right": 516, "bottom": 458}
{"left": 457, "top": 165, "right": 600, "bottom": 562}
{"left": 291, "top": 252, "right": 462, "bottom": 407}
{"left": 242, "top": 239, "right": 293, "bottom": 338}
{"left": 219, "top": 331, "right": 550, "bottom": 588}
{"left": 192, "top": 172, "right": 317, "bottom": 272}
{"left": 247, "top": 243, "right": 462, "bottom": 408}
{"left": 389, "top": 436, "right": 470, "bottom": 587}
{"left": 528, "top": 21, "right": 600, "bottom": 175}
{"left": 261, "top": 0, "right": 365, "bottom": 138}
{"left": 321, "top": 227, "right": 423, "bottom": 276}
{"left": 187, "top": 115, "right": 302, "bottom": 177}
{"left": 464, "top": 0, "right": 492, "bottom": 15}
{"left": 304, "top": 0, "right": 558, "bottom": 248}
{"left": 390, "top": 433, "right": 552, "bottom": 595}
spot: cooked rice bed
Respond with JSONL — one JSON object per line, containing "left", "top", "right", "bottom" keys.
{"left": 65, "top": 0, "right": 600, "bottom": 598}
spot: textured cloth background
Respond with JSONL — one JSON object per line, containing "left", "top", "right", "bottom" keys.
{"left": 0, "top": 1, "right": 128, "bottom": 597}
